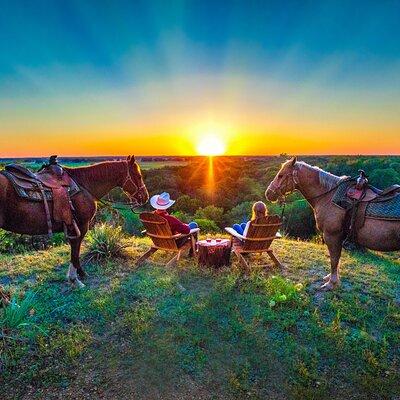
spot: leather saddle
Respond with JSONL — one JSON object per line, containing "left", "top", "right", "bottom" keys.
{"left": 346, "top": 170, "right": 400, "bottom": 202}
{"left": 333, "top": 170, "right": 400, "bottom": 247}
{"left": 1, "top": 156, "right": 81, "bottom": 239}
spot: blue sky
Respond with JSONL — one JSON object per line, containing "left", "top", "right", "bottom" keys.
{"left": 0, "top": 0, "right": 399, "bottom": 155}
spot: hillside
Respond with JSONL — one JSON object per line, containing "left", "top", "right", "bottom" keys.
{"left": 0, "top": 237, "right": 399, "bottom": 399}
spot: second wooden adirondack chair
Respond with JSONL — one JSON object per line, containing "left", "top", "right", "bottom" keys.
{"left": 137, "top": 212, "right": 200, "bottom": 267}
{"left": 225, "top": 215, "right": 283, "bottom": 271}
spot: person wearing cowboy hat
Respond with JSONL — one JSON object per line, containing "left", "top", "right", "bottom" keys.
{"left": 150, "top": 192, "right": 198, "bottom": 237}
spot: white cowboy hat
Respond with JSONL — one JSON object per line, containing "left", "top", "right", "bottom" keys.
{"left": 150, "top": 192, "right": 175, "bottom": 210}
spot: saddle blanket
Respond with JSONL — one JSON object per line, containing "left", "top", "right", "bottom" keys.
{"left": 332, "top": 179, "right": 400, "bottom": 220}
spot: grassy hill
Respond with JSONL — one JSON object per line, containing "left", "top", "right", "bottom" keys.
{"left": 0, "top": 237, "right": 399, "bottom": 399}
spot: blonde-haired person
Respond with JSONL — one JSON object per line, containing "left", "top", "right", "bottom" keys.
{"left": 232, "top": 201, "right": 268, "bottom": 237}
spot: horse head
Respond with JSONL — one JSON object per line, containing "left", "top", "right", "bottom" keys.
{"left": 265, "top": 157, "right": 298, "bottom": 202}
{"left": 122, "top": 155, "right": 149, "bottom": 207}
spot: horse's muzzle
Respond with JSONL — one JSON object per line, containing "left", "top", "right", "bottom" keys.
{"left": 265, "top": 185, "right": 279, "bottom": 202}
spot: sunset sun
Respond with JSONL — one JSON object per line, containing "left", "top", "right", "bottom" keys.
{"left": 196, "top": 134, "right": 226, "bottom": 156}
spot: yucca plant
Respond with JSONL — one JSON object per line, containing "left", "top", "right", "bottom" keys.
{"left": 85, "top": 223, "right": 127, "bottom": 262}
{"left": 1, "top": 291, "right": 37, "bottom": 331}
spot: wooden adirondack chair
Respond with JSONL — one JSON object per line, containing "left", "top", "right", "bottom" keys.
{"left": 225, "top": 215, "right": 283, "bottom": 271}
{"left": 136, "top": 212, "right": 200, "bottom": 267}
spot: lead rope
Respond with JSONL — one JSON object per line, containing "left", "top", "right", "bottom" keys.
{"left": 280, "top": 198, "right": 286, "bottom": 220}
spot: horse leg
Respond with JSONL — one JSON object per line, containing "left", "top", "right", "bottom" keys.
{"left": 67, "top": 226, "right": 87, "bottom": 287}
{"left": 320, "top": 233, "right": 342, "bottom": 290}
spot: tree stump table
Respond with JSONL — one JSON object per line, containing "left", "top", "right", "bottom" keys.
{"left": 197, "top": 239, "right": 232, "bottom": 268}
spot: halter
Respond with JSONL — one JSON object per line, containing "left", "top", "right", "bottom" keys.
{"left": 121, "top": 162, "right": 147, "bottom": 208}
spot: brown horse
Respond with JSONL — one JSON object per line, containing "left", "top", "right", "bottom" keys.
{"left": 265, "top": 157, "right": 400, "bottom": 290}
{"left": 0, "top": 156, "right": 149, "bottom": 287}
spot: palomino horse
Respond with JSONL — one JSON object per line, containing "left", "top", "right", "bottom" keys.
{"left": 265, "top": 157, "right": 400, "bottom": 290}
{"left": 0, "top": 156, "right": 149, "bottom": 287}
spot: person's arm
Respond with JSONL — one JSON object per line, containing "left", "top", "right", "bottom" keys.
{"left": 165, "top": 215, "right": 190, "bottom": 235}
{"left": 243, "top": 221, "right": 251, "bottom": 237}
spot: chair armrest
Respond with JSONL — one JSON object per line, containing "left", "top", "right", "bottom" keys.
{"left": 225, "top": 227, "right": 245, "bottom": 241}
{"left": 276, "top": 231, "right": 282, "bottom": 238}
{"left": 174, "top": 228, "right": 199, "bottom": 239}
{"left": 141, "top": 229, "right": 146, "bottom": 235}
{"left": 171, "top": 233, "right": 185, "bottom": 239}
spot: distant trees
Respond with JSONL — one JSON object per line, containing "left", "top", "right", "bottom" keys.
{"left": 369, "top": 168, "right": 398, "bottom": 188}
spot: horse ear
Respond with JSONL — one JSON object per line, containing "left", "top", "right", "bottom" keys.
{"left": 129, "top": 155, "right": 136, "bottom": 165}
{"left": 291, "top": 156, "right": 297, "bottom": 166}
{"left": 127, "top": 155, "right": 131, "bottom": 162}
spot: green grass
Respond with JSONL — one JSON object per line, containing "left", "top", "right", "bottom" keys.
{"left": 0, "top": 237, "right": 399, "bottom": 399}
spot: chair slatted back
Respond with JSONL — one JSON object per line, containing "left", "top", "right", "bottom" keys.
{"left": 140, "top": 212, "right": 179, "bottom": 250}
{"left": 242, "top": 215, "right": 282, "bottom": 252}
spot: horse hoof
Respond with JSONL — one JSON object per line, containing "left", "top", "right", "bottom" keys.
{"left": 319, "top": 279, "right": 339, "bottom": 291}
{"left": 77, "top": 269, "right": 87, "bottom": 279}
{"left": 323, "top": 273, "right": 331, "bottom": 282}
{"left": 68, "top": 278, "right": 86, "bottom": 288}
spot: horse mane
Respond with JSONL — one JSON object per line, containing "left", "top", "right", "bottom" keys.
{"left": 64, "top": 161, "right": 126, "bottom": 187}
{"left": 296, "top": 161, "right": 346, "bottom": 190}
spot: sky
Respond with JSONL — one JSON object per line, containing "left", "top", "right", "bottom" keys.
{"left": 0, "top": 0, "right": 399, "bottom": 156}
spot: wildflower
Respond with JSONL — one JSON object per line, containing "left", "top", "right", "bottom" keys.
{"left": 278, "top": 294, "right": 287, "bottom": 302}
{"left": 269, "top": 300, "right": 276, "bottom": 308}
{"left": 295, "top": 283, "right": 303, "bottom": 291}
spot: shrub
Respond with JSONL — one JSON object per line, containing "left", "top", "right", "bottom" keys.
{"left": 195, "top": 205, "right": 224, "bottom": 227}
{"left": 118, "top": 208, "right": 143, "bottom": 235}
{"left": 225, "top": 201, "right": 252, "bottom": 226}
{"left": 175, "top": 195, "right": 202, "bottom": 215}
{"left": 93, "top": 203, "right": 124, "bottom": 227}
{"left": 267, "top": 198, "right": 315, "bottom": 239}
{"left": 85, "top": 224, "right": 126, "bottom": 262}
{"left": 0, "top": 231, "right": 65, "bottom": 254}
{"left": 171, "top": 210, "right": 192, "bottom": 223}
{"left": 283, "top": 201, "right": 315, "bottom": 239}
{"left": 193, "top": 218, "right": 220, "bottom": 233}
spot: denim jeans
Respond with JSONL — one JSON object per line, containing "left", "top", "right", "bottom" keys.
{"left": 176, "top": 221, "right": 199, "bottom": 250}
{"left": 232, "top": 222, "right": 247, "bottom": 235}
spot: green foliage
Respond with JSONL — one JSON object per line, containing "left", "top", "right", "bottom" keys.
{"left": 171, "top": 210, "right": 191, "bottom": 223}
{"left": 85, "top": 223, "right": 126, "bottom": 262}
{"left": 94, "top": 203, "right": 124, "bottom": 226}
{"left": 284, "top": 201, "right": 316, "bottom": 238}
{"left": 266, "top": 198, "right": 316, "bottom": 239}
{"left": 194, "top": 205, "right": 224, "bottom": 227}
{"left": 1, "top": 291, "right": 37, "bottom": 331}
{"left": 193, "top": 218, "right": 220, "bottom": 233}
{"left": 118, "top": 208, "right": 143, "bottom": 235}
{"left": 0, "top": 230, "right": 65, "bottom": 254}
{"left": 369, "top": 168, "right": 398, "bottom": 188}
{"left": 175, "top": 195, "right": 202, "bottom": 215}
{"left": 225, "top": 201, "right": 252, "bottom": 226}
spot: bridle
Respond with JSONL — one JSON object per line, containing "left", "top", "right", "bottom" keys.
{"left": 121, "top": 162, "right": 147, "bottom": 208}
{"left": 267, "top": 167, "right": 299, "bottom": 200}
{"left": 267, "top": 164, "right": 344, "bottom": 219}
